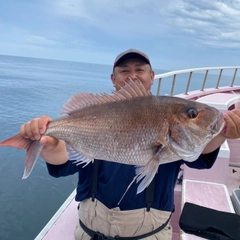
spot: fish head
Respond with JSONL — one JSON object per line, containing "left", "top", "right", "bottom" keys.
{"left": 167, "top": 97, "right": 225, "bottom": 161}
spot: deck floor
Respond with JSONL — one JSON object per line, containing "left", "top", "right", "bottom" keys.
{"left": 228, "top": 139, "right": 240, "bottom": 166}
{"left": 35, "top": 191, "right": 78, "bottom": 240}
{"left": 227, "top": 166, "right": 240, "bottom": 195}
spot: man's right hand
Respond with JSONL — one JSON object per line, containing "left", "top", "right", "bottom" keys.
{"left": 20, "top": 115, "right": 68, "bottom": 165}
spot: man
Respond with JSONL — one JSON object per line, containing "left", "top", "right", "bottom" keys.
{"left": 20, "top": 49, "right": 240, "bottom": 240}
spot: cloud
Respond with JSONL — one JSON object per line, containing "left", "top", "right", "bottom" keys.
{"left": 52, "top": 0, "right": 169, "bottom": 37}
{"left": 53, "top": 0, "right": 240, "bottom": 48}
{"left": 27, "top": 35, "right": 58, "bottom": 46}
{"left": 165, "top": 0, "right": 240, "bottom": 47}
{"left": 0, "top": 0, "right": 239, "bottom": 68}
{"left": 54, "top": 0, "right": 91, "bottom": 19}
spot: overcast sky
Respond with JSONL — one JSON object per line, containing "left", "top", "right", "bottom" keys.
{"left": 1, "top": 0, "right": 240, "bottom": 70}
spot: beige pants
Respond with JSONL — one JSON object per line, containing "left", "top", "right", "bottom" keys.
{"left": 74, "top": 198, "right": 172, "bottom": 240}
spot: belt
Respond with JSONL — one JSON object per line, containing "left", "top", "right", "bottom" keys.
{"left": 79, "top": 213, "right": 171, "bottom": 240}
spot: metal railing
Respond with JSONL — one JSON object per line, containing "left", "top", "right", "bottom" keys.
{"left": 154, "top": 66, "right": 240, "bottom": 96}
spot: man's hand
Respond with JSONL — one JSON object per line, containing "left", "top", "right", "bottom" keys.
{"left": 20, "top": 115, "right": 59, "bottom": 151}
{"left": 222, "top": 106, "right": 240, "bottom": 139}
{"left": 20, "top": 115, "right": 68, "bottom": 165}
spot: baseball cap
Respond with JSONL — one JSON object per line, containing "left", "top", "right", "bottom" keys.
{"left": 113, "top": 49, "right": 151, "bottom": 68}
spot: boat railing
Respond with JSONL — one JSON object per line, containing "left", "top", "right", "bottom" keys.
{"left": 154, "top": 66, "right": 240, "bottom": 96}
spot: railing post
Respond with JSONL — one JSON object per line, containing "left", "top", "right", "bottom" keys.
{"left": 156, "top": 78, "right": 162, "bottom": 96}
{"left": 185, "top": 72, "right": 193, "bottom": 95}
{"left": 201, "top": 70, "right": 209, "bottom": 91}
{"left": 231, "top": 68, "right": 238, "bottom": 87}
{"left": 216, "top": 69, "right": 223, "bottom": 89}
{"left": 170, "top": 74, "right": 177, "bottom": 96}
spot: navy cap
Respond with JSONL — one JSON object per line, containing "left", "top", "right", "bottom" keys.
{"left": 114, "top": 49, "right": 151, "bottom": 68}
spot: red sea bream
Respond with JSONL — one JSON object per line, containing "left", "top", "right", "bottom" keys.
{"left": 0, "top": 80, "right": 224, "bottom": 195}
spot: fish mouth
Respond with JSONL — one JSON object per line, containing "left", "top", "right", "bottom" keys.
{"left": 209, "top": 113, "right": 225, "bottom": 135}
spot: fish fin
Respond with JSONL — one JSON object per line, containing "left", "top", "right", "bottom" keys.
{"left": 135, "top": 149, "right": 163, "bottom": 194}
{"left": 118, "top": 144, "right": 164, "bottom": 205}
{"left": 61, "top": 93, "right": 112, "bottom": 115}
{"left": 66, "top": 145, "right": 93, "bottom": 167}
{"left": 0, "top": 134, "right": 33, "bottom": 149}
{"left": 23, "top": 141, "right": 44, "bottom": 179}
{"left": 0, "top": 134, "right": 44, "bottom": 179}
{"left": 61, "top": 79, "right": 151, "bottom": 115}
{"left": 115, "top": 79, "right": 151, "bottom": 98}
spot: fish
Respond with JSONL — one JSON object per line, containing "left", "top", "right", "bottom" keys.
{"left": 0, "top": 79, "right": 224, "bottom": 197}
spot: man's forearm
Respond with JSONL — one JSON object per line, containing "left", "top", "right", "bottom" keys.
{"left": 202, "top": 133, "right": 226, "bottom": 154}
{"left": 40, "top": 140, "right": 68, "bottom": 165}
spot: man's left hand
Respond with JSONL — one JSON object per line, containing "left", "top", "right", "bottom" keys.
{"left": 222, "top": 106, "right": 240, "bottom": 139}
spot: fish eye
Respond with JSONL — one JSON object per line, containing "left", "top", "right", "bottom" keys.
{"left": 186, "top": 108, "right": 198, "bottom": 118}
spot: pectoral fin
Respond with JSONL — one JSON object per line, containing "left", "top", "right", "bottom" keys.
{"left": 66, "top": 145, "right": 93, "bottom": 167}
{"left": 118, "top": 144, "right": 164, "bottom": 204}
{"left": 135, "top": 144, "right": 164, "bottom": 194}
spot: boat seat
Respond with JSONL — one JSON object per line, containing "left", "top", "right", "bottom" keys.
{"left": 196, "top": 92, "right": 240, "bottom": 111}
{"left": 181, "top": 179, "right": 235, "bottom": 240}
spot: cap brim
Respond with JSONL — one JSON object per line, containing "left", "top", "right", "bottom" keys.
{"left": 114, "top": 52, "right": 150, "bottom": 67}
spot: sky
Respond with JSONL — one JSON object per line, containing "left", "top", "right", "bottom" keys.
{"left": 0, "top": 0, "right": 240, "bottom": 70}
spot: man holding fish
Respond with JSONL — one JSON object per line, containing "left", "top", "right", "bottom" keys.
{"left": 2, "top": 49, "right": 240, "bottom": 239}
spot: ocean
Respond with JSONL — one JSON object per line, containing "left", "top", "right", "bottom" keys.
{"left": 0, "top": 55, "right": 238, "bottom": 240}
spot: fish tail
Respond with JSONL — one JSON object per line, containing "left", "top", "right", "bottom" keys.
{"left": 0, "top": 134, "right": 44, "bottom": 179}
{"left": 0, "top": 134, "right": 33, "bottom": 149}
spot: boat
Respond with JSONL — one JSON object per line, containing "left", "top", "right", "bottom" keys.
{"left": 34, "top": 66, "right": 240, "bottom": 240}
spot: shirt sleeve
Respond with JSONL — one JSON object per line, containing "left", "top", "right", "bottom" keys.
{"left": 46, "top": 147, "right": 220, "bottom": 178}
{"left": 46, "top": 160, "right": 79, "bottom": 177}
{"left": 184, "top": 147, "right": 220, "bottom": 169}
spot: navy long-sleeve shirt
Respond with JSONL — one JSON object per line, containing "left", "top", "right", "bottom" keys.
{"left": 47, "top": 148, "right": 219, "bottom": 212}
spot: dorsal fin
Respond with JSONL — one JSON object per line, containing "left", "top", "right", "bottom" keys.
{"left": 61, "top": 79, "right": 151, "bottom": 115}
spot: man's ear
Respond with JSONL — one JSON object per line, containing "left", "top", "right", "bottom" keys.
{"left": 151, "top": 71, "right": 155, "bottom": 85}
{"left": 111, "top": 73, "right": 116, "bottom": 86}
